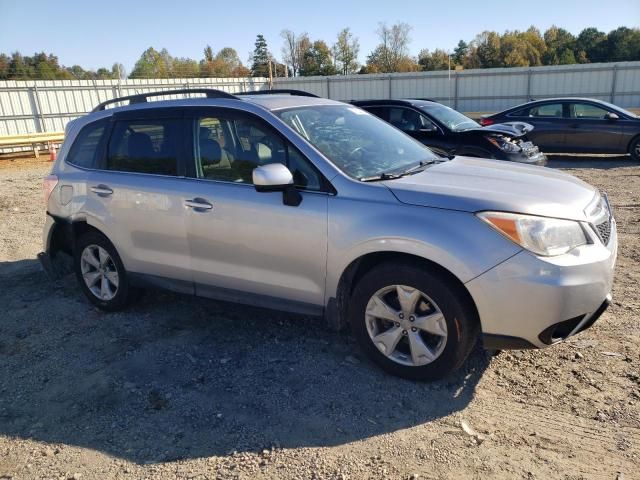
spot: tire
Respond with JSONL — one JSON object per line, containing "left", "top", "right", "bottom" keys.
{"left": 74, "top": 231, "right": 139, "bottom": 311}
{"left": 629, "top": 136, "right": 640, "bottom": 162}
{"left": 349, "top": 262, "right": 479, "bottom": 381}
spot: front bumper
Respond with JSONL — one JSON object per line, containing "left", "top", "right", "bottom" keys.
{"left": 467, "top": 220, "right": 617, "bottom": 349}
{"left": 505, "top": 149, "right": 547, "bottom": 166}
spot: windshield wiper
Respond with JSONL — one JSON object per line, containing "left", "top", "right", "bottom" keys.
{"left": 359, "top": 172, "right": 403, "bottom": 182}
{"left": 359, "top": 159, "right": 439, "bottom": 182}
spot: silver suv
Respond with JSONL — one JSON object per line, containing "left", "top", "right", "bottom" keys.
{"left": 40, "top": 89, "right": 617, "bottom": 380}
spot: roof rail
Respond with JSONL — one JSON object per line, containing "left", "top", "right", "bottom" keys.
{"left": 91, "top": 88, "right": 238, "bottom": 112}
{"left": 235, "top": 89, "right": 319, "bottom": 98}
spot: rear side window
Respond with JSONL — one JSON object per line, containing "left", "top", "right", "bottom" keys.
{"left": 66, "top": 119, "right": 107, "bottom": 168}
{"left": 107, "top": 118, "right": 181, "bottom": 175}
{"left": 528, "top": 103, "right": 564, "bottom": 118}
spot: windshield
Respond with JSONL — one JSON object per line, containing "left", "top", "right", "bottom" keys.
{"left": 274, "top": 105, "right": 438, "bottom": 179}
{"left": 597, "top": 100, "right": 638, "bottom": 118}
{"left": 419, "top": 104, "right": 479, "bottom": 131}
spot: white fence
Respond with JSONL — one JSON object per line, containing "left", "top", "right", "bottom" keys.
{"left": 273, "top": 61, "right": 640, "bottom": 113}
{"left": 1, "top": 61, "right": 639, "bottom": 152}
{"left": 0, "top": 77, "right": 268, "bottom": 139}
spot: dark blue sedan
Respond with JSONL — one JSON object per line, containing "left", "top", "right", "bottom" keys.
{"left": 481, "top": 98, "right": 640, "bottom": 161}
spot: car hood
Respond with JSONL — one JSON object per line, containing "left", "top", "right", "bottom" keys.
{"left": 462, "top": 121, "right": 533, "bottom": 138}
{"left": 384, "top": 156, "right": 598, "bottom": 221}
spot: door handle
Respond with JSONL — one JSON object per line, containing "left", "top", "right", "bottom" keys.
{"left": 185, "top": 198, "right": 213, "bottom": 211}
{"left": 91, "top": 185, "right": 113, "bottom": 196}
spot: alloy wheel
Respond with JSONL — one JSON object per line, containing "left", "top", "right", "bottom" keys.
{"left": 365, "top": 285, "right": 448, "bottom": 367}
{"left": 80, "top": 244, "right": 119, "bottom": 301}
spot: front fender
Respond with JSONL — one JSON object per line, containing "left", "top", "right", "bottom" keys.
{"left": 325, "top": 197, "right": 522, "bottom": 302}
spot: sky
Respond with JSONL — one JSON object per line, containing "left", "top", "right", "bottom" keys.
{"left": 1, "top": 0, "right": 639, "bottom": 73}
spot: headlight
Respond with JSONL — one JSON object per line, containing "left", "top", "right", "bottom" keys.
{"left": 477, "top": 211, "right": 588, "bottom": 256}
{"left": 486, "top": 136, "right": 521, "bottom": 153}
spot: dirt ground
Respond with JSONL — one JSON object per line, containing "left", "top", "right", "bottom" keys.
{"left": 0, "top": 155, "right": 638, "bottom": 480}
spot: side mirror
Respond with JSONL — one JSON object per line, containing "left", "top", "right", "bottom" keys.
{"left": 253, "top": 163, "right": 294, "bottom": 190}
{"left": 605, "top": 112, "right": 619, "bottom": 120}
{"left": 252, "top": 163, "right": 301, "bottom": 207}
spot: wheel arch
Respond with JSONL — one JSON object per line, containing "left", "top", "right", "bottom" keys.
{"left": 627, "top": 133, "right": 640, "bottom": 156}
{"left": 326, "top": 251, "right": 480, "bottom": 332}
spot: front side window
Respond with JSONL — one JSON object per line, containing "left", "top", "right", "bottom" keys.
{"left": 66, "top": 119, "right": 107, "bottom": 168}
{"left": 107, "top": 118, "right": 180, "bottom": 175}
{"left": 570, "top": 103, "right": 609, "bottom": 119}
{"left": 275, "top": 105, "right": 438, "bottom": 180}
{"left": 528, "top": 103, "right": 564, "bottom": 118}
{"left": 387, "top": 107, "right": 437, "bottom": 132}
{"left": 194, "top": 113, "right": 323, "bottom": 190}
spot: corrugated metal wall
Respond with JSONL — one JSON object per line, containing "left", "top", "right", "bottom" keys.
{"left": 274, "top": 61, "right": 640, "bottom": 112}
{"left": 1, "top": 61, "right": 639, "bottom": 148}
{"left": 0, "top": 77, "right": 268, "bottom": 138}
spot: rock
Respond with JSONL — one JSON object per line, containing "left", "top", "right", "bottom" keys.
{"left": 344, "top": 355, "right": 359, "bottom": 364}
{"left": 460, "top": 419, "right": 487, "bottom": 445}
{"left": 43, "top": 447, "right": 55, "bottom": 457}
{"left": 69, "top": 474, "right": 82, "bottom": 480}
{"left": 220, "top": 358, "right": 231, "bottom": 364}
{"left": 575, "top": 351, "right": 584, "bottom": 359}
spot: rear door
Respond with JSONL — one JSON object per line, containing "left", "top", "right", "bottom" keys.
{"left": 508, "top": 102, "right": 568, "bottom": 151}
{"left": 565, "top": 101, "right": 624, "bottom": 153}
{"left": 84, "top": 109, "right": 194, "bottom": 291}
{"left": 181, "top": 108, "right": 329, "bottom": 312}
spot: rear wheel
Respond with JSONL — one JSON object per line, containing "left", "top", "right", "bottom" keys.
{"left": 74, "top": 231, "right": 139, "bottom": 311}
{"left": 629, "top": 136, "right": 640, "bottom": 162}
{"left": 349, "top": 263, "right": 479, "bottom": 381}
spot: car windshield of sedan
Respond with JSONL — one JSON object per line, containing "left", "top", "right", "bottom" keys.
{"left": 419, "top": 104, "right": 480, "bottom": 131}
{"left": 598, "top": 100, "right": 638, "bottom": 118}
{"left": 275, "top": 105, "right": 439, "bottom": 180}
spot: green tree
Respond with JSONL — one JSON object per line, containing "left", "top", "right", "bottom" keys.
{"left": 452, "top": 40, "right": 468, "bottom": 65}
{"left": 333, "top": 28, "right": 360, "bottom": 75}
{"left": 475, "top": 31, "right": 502, "bottom": 67}
{"left": 543, "top": 26, "right": 576, "bottom": 65}
{"left": 367, "top": 22, "right": 414, "bottom": 73}
{"left": 300, "top": 40, "right": 337, "bottom": 76}
{"left": 605, "top": 27, "right": 640, "bottom": 62}
{"left": 0, "top": 53, "right": 10, "bottom": 79}
{"left": 251, "top": 34, "right": 270, "bottom": 77}
{"left": 130, "top": 47, "right": 170, "bottom": 78}
{"left": 417, "top": 49, "right": 450, "bottom": 71}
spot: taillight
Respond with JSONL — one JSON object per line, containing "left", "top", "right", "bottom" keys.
{"left": 43, "top": 174, "right": 58, "bottom": 205}
{"left": 480, "top": 117, "right": 495, "bottom": 126}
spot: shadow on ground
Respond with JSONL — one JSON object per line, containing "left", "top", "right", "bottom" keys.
{"left": 546, "top": 154, "right": 637, "bottom": 169}
{"left": 0, "top": 260, "right": 491, "bottom": 463}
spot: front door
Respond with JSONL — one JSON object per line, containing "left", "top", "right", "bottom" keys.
{"left": 565, "top": 102, "right": 624, "bottom": 153}
{"left": 182, "top": 109, "right": 329, "bottom": 313}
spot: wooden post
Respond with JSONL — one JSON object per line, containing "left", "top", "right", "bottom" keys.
{"left": 268, "top": 60, "right": 273, "bottom": 90}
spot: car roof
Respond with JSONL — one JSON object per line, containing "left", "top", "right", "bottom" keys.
{"left": 487, "top": 97, "right": 638, "bottom": 119}
{"left": 240, "top": 94, "right": 344, "bottom": 110}
{"left": 352, "top": 99, "right": 440, "bottom": 108}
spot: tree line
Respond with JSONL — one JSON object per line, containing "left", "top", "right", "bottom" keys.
{"left": 1, "top": 24, "right": 638, "bottom": 80}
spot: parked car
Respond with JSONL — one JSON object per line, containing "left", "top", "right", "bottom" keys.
{"left": 481, "top": 97, "right": 640, "bottom": 160}
{"left": 40, "top": 89, "right": 616, "bottom": 380}
{"left": 351, "top": 99, "right": 546, "bottom": 165}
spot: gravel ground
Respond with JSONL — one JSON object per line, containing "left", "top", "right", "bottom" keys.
{"left": 0, "top": 155, "right": 638, "bottom": 480}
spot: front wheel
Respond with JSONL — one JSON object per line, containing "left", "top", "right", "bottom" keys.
{"left": 349, "top": 263, "right": 479, "bottom": 381}
{"left": 74, "top": 231, "right": 139, "bottom": 311}
{"left": 629, "top": 136, "right": 640, "bottom": 162}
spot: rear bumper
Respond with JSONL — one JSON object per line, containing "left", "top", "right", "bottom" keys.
{"left": 468, "top": 220, "right": 617, "bottom": 349}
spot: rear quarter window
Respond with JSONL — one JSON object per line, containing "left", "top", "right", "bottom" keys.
{"left": 65, "top": 119, "right": 107, "bottom": 168}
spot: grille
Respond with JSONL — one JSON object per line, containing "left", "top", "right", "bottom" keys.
{"left": 595, "top": 217, "right": 612, "bottom": 245}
